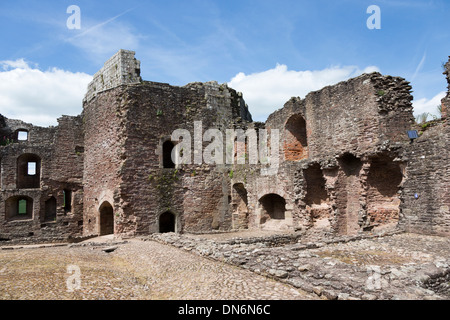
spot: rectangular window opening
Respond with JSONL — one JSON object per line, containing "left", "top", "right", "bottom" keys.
{"left": 63, "top": 189, "right": 72, "bottom": 212}
{"left": 27, "top": 162, "right": 37, "bottom": 176}
{"left": 18, "top": 131, "right": 28, "bottom": 141}
{"left": 18, "top": 199, "right": 27, "bottom": 215}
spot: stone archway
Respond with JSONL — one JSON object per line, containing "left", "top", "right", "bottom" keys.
{"left": 259, "top": 194, "right": 286, "bottom": 223}
{"left": 284, "top": 114, "right": 308, "bottom": 161}
{"left": 99, "top": 201, "right": 114, "bottom": 236}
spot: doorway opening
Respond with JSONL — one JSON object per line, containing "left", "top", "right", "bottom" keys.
{"left": 99, "top": 201, "right": 114, "bottom": 236}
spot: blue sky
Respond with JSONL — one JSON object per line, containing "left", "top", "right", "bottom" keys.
{"left": 0, "top": 0, "right": 449, "bottom": 126}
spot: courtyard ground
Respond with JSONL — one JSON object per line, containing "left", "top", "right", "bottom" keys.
{"left": 0, "top": 230, "right": 449, "bottom": 300}
{"left": 0, "top": 235, "right": 315, "bottom": 300}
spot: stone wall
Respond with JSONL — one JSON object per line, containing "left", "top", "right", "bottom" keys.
{"left": 0, "top": 116, "right": 84, "bottom": 243}
{"left": 82, "top": 86, "right": 128, "bottom": 237}
{"left": 82, "top": 74, "right": 253, "bottom": 237}
{"left": 399, "top": 121, "right": 450, "bottom": 236}
{"left": 1, "top": 50, "right": 449, "bottom": 243}
{"left": 237, "top": 72, "right": 414, "bottom": 235}
{"left": 441, "top": 58, "right": 449, "bottom": 120}
{"left": 304, "top": 73, "right": 413, "bottom": 160}
{"left": 397, "top": 56, "right": 450, "bottom": 236}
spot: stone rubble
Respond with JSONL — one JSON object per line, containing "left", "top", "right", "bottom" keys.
{"left": 145, "top": 230, "right": 450, "bottom": 300}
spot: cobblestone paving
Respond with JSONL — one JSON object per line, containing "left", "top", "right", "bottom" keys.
{"left": 1, "top": 231, "right": 449, "bottom": 300}
{"left": 148, "top": 231, "right": 450, "bottom": 300}
{"left": 0, "top": 239, "right": 316, "bottom": 300}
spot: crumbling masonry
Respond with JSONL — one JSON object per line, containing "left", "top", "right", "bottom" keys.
{"left": 0, "top": 50, "right": 449, "bottom": 243}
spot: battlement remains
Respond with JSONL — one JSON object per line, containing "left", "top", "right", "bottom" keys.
{"left": 83, "top": 49, "right": 141, "bottom": 103}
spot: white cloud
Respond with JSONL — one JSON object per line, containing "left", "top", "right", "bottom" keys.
{"left": 228, "top": 64, "right": 380, "bottom": 121}
{"left": 412, "top": 91, "right": 446, "bottom": 120}
{"left": 0, "top": 59, "right": 92, "bottom": 127}
{"left": 1, "top": 59, "right": 32, "bottom": 70}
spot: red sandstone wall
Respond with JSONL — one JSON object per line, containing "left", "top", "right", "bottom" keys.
{"left": 0, "top": 116, "right": 84, "bottom": 242}
{"left": 82, "top": 86, "right": 127, "bottom": 236}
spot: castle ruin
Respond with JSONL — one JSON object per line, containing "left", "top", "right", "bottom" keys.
{"left": 0, "top": 50, "right": 449, "bottom": 243}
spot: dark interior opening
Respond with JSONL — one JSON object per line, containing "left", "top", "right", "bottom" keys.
{"left": 163, "top": 141, "right": 175, "bottom": 168}
{"left": 259, "top": 194, "right": 286, "bottom": 223}
{"left": 5, "top": 196, "right": 33, "bottom": 221}
{"left": 232, "top": 183, "right": 249, "bottom": 229}
{"left": 44, "top": 197, "right": 57, "bottom": 222}
{"left": 304, "top": 163, "right": 328, "bottom": 205}
{"left": 17, "top": 154, "right": 41, "bottom": 189}
{"left": 63, "top": 189, "right": 72, "bottom": 213}
{"left": 99, "top": 202, "right": 114, "bottom": 236}
{"left": 159, "top": 211, "right": 175, "bottom": 233}
{"left": 338, "top": 153, "right": 362, "bottom": 176}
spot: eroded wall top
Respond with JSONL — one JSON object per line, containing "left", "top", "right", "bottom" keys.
{"left": 83, "top": 49, "right": 141, "bottom": 104}
{"left": 266, "top": 72, "right": 414, "bottom": 162}
{"left": 441, "top": 56, "right": 450, "bottom": 120}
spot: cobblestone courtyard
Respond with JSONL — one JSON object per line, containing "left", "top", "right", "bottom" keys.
{"left": 0, "top": 236, "right": 315, "bottom": 300}
{"left": 0, "top": 231, "right": 449, "bottom": 300}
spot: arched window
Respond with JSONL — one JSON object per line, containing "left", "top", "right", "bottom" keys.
{"left": 162, "top": 141, "right": 175, "bottom": 168}
{"left": 284, "top": 114, "right": 308, "bottom": 161}
{"left": 5, "top": 196, "right": 33, "bottom": 221}
{"left": 17, "top": 154, "right": 41, "bottom": 189}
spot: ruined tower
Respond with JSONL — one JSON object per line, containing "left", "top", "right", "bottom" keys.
{"left": 82, "top": 50, "right": 253, "bottom": 238}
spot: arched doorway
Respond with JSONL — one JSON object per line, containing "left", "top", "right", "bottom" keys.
{"left": 99, "top": 202, "right": 114, "bottom": 236}
{"left": 159, "top": 211, "right": 175, "bottom": 233}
